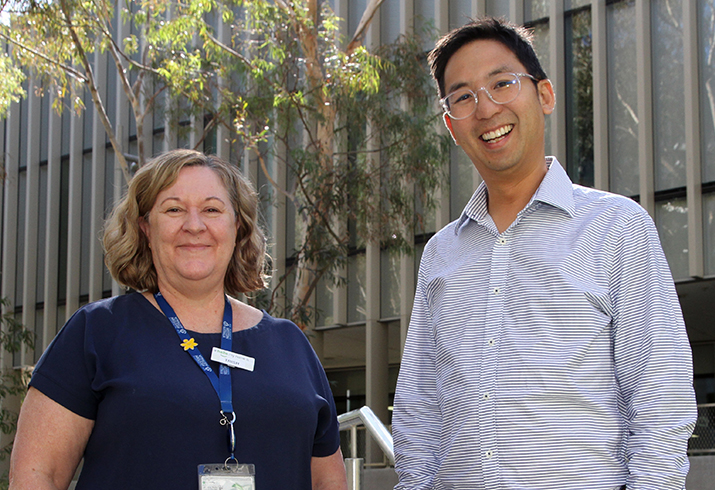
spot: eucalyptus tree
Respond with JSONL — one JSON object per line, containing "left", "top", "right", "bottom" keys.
{"left": 147, "top": 0, "right": 448, "bottom": 326}
{"left": 0, "top": 0, "right": 171, "bottom": 181}
{"left": 1, "top": 0, "right": 448, "bottom": 327}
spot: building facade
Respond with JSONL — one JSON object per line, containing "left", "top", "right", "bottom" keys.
{"left": 1, "top": 0, "right": 714, "bottom": 462}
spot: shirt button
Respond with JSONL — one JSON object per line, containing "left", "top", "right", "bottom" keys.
{"left": 485, "top": 450, "right": 493, "bottom": 459}
{"left": 488, "top": 338, "right": 495, "bottom": 346}
{"left": 483, "top": 393, "right": 490, "bottom": 400}
{"left": 493, "top": 288, "right": 500, "bottom": 295}
{"left": 498, "top": 238, "right": 507, "bottom": 245}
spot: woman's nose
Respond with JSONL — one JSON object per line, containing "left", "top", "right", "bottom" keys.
{"left": 182, "top": 209, "right": 207, "bottom": 232}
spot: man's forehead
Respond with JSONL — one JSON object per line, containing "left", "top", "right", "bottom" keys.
{"left": 444, "top": 40, "right": 523, "bottom": 81}
{"left": 444, "top": 46, "right": 525, "bottom": 94}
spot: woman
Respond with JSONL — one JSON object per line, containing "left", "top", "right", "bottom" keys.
{"left": 9, "top": 149, "right": 347, "bottom": 490}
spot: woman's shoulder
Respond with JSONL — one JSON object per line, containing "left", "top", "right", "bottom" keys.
{"left": 256, "top": 311, "right": 303, "bottom": 334}
{"left": 65, "top": 292, "right": 158, "bottom": 333}
{"left": 242, "top": 310, "right": 312, "bottom": 346}
{"left": 73, "top": 292, "right": 148, "bottom": 317}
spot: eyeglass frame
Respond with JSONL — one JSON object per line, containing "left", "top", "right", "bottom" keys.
{"left": 440, "top": 72, "right": 540, "bottom": 120}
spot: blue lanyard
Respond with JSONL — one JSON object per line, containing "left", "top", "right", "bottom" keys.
{"left": 154, "top": 291, "right": 237, "bottom": 457}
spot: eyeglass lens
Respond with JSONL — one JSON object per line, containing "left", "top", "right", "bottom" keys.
{"left": 444, "top": 73, "right": 522, "bottom": 120}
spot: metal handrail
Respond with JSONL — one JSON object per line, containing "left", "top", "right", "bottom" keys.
{"left": 338, "top": 406, "right": 395, "bottom": 465}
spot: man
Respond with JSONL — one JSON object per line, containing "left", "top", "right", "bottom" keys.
{"left": 392, "top": 17, "right": 696, "bottom": 490}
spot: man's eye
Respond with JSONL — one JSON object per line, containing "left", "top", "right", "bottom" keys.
{"left": 452, "top": 92, "right": 472, "bottom": 104}
{"left": 493, "top": 79, "right": 517, "bottom": 90}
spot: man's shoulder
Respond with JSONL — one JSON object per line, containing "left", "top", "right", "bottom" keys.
{"left": 424, "top": 218, "right": 463, "bottom": 248}
{"left": 417, "top": 218, "right": 480, "bottom": 273}
{"left": 571, "top": 184, "right": 648, "bottom": 221}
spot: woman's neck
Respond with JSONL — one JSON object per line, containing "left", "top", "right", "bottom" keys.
{"left": 151, "top": 282, "right": 227, "bottom": 333}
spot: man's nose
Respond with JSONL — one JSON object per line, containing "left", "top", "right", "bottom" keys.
{"left": 473, "top": 88, "right": 502, "bottom": 119}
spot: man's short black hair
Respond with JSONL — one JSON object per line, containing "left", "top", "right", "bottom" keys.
{"left": 429, "top": 17, "right": 549, "bottom": 99}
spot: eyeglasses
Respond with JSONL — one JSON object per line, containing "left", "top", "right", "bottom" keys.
{"left": 440, "top": 72, "right": 538, "bottom": 120}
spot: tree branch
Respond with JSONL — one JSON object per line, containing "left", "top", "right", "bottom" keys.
{"left": 189, "top": 115, "right": 218, "bottom": 151}
{"left": 0, "top": 32, "right": 88, "bottom": 83}
{"left": 254, "top": 147, "right": 295, "bottom": 202}
{"left": 346, "top": 0, "right": 385, "bottom": 54}
{"left": 94, "top": 15, "right": 162, "bottom": 76}
{"left": 204, "top": 31, "right": 253, "bottom": 70}
{"left": 293, "top": 168, "right": 347, "bottom": 249}
{"left": 58, "top": 0, "right": 131, "bottom": 183}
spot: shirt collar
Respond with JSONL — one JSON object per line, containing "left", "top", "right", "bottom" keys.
{"left": 456, "top": 156, "right": 575, "bottom": 234}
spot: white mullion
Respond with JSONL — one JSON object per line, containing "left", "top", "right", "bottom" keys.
{"left": 683, "top": 0, "right": 703, "bottom": 278}
{"left": 1, "top": 100, "right": 20, "bottom": 369}
{"left": 89, "top": 46, "right": 108, "bottom": 303}
{"left": 635, "top": 0, "right": 654, "bottom": 216}
{"left": 65, "top": 106, "right": 84, "bottom": 320}
{"left": 215, "top": 15, "right": 231, "bottom": 161}
{"left": 592, "top": 0, "right": 609, "bottom": 191}
{"left": 42, "top": 93, "right": 63, "bottom": 348}
{"left": 21, "top": 76, "right": 41, "bottom": 366}
{"left": 364, "top": 4, "right": 389, "bottom": 445}
{"left": 549, "top": 0, "right": 567, "bottom": 165}
{"left": 510, "top": 0, "right": 524, "bottom": 24}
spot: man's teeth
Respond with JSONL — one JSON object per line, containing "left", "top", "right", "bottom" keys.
{"left": 481, "top": 125, "right": 514, "bottom": 142}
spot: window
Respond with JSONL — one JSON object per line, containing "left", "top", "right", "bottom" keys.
{"left": 652, "top": 0, "right": 686, "bottom": 191}
{"left": 607, "top": 0, "right": 639, "bottom": 196}
{"left": 655, "top": 198, "right": 689, "bottom": 280}
{"left": 565, "top": 7, "right": 594, "bottom": 187}
{"left": 700, "top": 0, "right": 715, "bottom": 184}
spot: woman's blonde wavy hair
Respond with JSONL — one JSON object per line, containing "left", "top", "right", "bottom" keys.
{"left": 103, "top": 149, "right": 268, "bottom": 295}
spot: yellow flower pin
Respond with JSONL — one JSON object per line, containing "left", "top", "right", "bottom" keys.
{"left": 181, "top": 338, "right": 198, "bottom": 351}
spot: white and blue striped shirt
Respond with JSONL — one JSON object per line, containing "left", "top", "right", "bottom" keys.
{"left": 393, "top": 157, "right": 696, "bottom": 490}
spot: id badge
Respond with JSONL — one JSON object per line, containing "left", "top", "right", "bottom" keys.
{"left": 198, "top": 462, "right": 256, "bottom": 490}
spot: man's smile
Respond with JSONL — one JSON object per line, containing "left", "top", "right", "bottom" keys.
{"left": 480, "top": 124, "right": 514, "bottom": 143}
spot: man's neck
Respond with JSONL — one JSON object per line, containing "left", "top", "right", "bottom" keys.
{"left": 484, "top": 158, "right": 549, "bottom": 233}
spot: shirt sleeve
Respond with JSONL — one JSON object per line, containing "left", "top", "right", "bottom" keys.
{"left": 290, "top": 324, "right": 340, "bottom": 458}
{"left": 609, "top": 210, "right": 697, "bottom": 490}
{"left": 29, "top": 307, "right": 100, "bottom": 420}
{"left": 310, "top": 357, "right": 341, "bottom": 458}
{"left": 392, "top": 259, "right": 441, "bottom": 489}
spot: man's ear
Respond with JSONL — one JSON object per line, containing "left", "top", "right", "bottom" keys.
{"left": 443, "top": 113, "right": 459, "bottom": 146}
{"left": 539, "top": 79, "right": 556, "bottom": 115}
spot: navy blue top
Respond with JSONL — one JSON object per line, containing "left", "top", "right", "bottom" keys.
{"left": 30, "top": 293, "right": 340, "bottom": 490}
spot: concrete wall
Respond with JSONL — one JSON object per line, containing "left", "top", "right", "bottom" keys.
{"left": 364, "top": 467, "right": 398, "bottom": 490}
{"left": 686, "top": 455, "right": 715, "bottom": 490}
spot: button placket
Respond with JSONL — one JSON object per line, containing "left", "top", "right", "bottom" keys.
{"left": 479, "top": 233, "right": 510, "bottom": 486}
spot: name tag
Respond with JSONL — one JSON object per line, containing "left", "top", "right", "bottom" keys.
{"left": 211, "top": 348, "right": 255, "bottom": 372}
{"left": 199, "top": 463, "right": 255, "bottom": 490}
